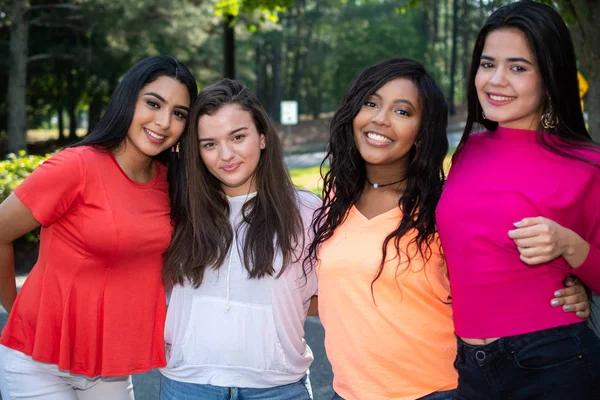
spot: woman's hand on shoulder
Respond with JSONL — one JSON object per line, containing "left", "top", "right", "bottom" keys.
{"left": 552, "top": 276, "right": 590, "bottom": 319}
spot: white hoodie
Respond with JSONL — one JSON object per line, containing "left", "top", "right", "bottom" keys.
{"left": 160, "top": 190, "right": 320, "bottom": 388}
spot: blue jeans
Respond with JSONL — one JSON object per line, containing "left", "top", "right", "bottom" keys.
{"left": 453, "top": 322, "right": 600, "bottom": 399}
{"left": 160, "top": 374, "right": 312, "bottom": 400}
{"left": 332, "top": 390, "right": 455, "bottom": 399}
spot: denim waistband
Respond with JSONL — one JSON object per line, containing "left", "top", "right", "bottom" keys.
{"left": 456, "top": 322, "right": 589, "bottom": 365}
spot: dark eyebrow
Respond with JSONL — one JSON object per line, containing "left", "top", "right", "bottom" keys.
{"left": 370, "top": 92, "right": 416, "bottom": 109}
{"left": 229, "top": 127, "right": 248, "bottom": 135}
{"left": 199, "top": 127, "right": 248, "bottom": 142}
{"left": 481, "top": 55, "right": 533, "bottom": 66}
{"left": 143, "top": 92, "right": 190, "bottom": 112}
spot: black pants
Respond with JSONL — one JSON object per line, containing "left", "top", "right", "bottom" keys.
{"left": 453, "top": 322, "right": 600, "bottom": 399}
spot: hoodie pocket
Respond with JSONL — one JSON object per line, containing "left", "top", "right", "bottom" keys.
{"left": 180, "top": 296, "right": 288, "bottom": 373}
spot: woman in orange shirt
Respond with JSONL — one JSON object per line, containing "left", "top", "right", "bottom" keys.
{"left": 306, "top": 57, "right": 589, "bottom": 400}
{"left": 0, "top": 56, "right": 196, "bottom": 400}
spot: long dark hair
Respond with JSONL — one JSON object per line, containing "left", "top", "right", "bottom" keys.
{"left": 307, "top": 58, "right": 448, "bottom": 291}
{"left": 72, "top": 55, "right": 198, "bottom": 193}
{"left": 457, "top": 1, "right": 599, "bottom": 161}
{"left": 163, "top": 79, "right": 303, "bottom": 288}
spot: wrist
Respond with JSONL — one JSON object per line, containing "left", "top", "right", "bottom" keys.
{"left": 561, "top": 228, "right": 577, "bottom": 257}
{"left": 561, "top": 228, "right": 590, "bottom": 269}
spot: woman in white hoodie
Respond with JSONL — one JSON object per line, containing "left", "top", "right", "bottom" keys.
{"left": 159, "top": 79, "right": 319, "bottom": 400}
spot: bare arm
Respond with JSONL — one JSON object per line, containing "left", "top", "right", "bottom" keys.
{"left": 307, "top": 295, "right": 318, "bottom": 316}
{"left": 0, "top": 193, "right": 40, "bottom": 312}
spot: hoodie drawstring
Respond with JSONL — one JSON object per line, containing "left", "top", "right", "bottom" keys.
{"left": 225, "top": 230, "right": 236, "bottom": 313}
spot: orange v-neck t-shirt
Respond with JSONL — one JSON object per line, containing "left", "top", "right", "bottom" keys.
{"left": 317, "top": 205, "right": 457, "bottom": 400}
{"left": 1, "top": 146, "right": 170, "bottom": 377}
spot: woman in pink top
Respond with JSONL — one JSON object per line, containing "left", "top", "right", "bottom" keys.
{"left": 437, "top": 2, "right": 600, "bottom": 399}
{"left": 306, "top": 57, "right": 589, "bottom": 400}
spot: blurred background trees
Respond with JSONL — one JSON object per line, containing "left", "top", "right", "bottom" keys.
{"left": 0, "top": 0, "right": 597, "bottom": 156}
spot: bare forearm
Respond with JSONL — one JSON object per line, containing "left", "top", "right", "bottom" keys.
{"left": 562, "top": 229, "right": 590, "bottom": 269}
{"left": 0, "top": 242, "right": 17, "bottom": 313}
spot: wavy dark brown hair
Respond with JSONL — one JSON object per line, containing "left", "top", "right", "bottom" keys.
{"left": 306, "top": 58, "right": 449, "bottom": 294}
{"left": 163, "top": 79, "right": 303, "bottom": 288}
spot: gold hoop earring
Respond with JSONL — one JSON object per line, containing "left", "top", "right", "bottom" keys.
{"left": 541, "top": 104, "right": 558, "bottom": 129}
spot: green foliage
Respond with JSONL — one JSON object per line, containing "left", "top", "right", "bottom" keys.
{"left": 0, "top": 151, "right": 53, "bottom": 241}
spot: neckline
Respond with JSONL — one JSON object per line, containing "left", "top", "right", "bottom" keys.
{"left": 108, "top": 151, "right": 162, "bottom": 188}
{"left": 351, "top": 204, "right": 401, "bottom": 222}
{"left": 492, "top": 126, "right": 539, "bottom": 142}
{"left": 227, "top": 191, "right": 258, "bottom": 202}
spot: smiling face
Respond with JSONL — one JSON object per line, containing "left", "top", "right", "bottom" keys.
{"left": 352, "top": 78, "right": 421, "bottom": 171}
{"left": 126, "top": 75, "right": 190, "bottom": 159}
{"left": 198, "top": 104, "right": 266, "bottom": 197}
{"left": 475, "top": 27, "right": 545, "bottom": 130}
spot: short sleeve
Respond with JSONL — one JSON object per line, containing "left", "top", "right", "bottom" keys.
{"left": 14, "top": 148, "right": 85, "bottom": 226}
{"left": 297, "top": 190, "right": 322, "bottom": 298}
{"left": 426, "top": 236, "right": 452, "bottom": 304}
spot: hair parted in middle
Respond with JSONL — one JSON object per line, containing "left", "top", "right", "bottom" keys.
{"left": 163, "top": 79, "right": 303, "bottom": 288}
{"left": 306, "top": 57, "right": 449, "bottom": 291}
{"left": 457, "top": 0, "right": 599, "bottom": 164}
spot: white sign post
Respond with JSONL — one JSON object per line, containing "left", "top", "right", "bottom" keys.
{"left": 280, "top": 101, "right": 298, "bottom": 125}
{"left": 280, "top": 101, "right": 298, "bottom": 148}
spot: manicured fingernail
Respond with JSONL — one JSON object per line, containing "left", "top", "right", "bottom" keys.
{"left": 513, "top": 220, "right": 523, "bottom": 226}
{"left": 563, "top": 305, "right": 572, "bottom": 311}
{"left": 565, "top": 278, "right": 574, "bottom": 285}
{"left": 554, "top": 291, "right": 562, "bottom": 297}
{"left": 577, "top": 311, "right": 585, "bottom": 318}
{"left": 551, "top": 299, "right": 560, "bottom": 306}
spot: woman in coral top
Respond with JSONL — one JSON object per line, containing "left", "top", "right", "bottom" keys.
{"left": 0, "top": 56, "right": 197, "bottom": 399}
{"left": 306, "top": 57, "right": 591, "bottom": 400}
{"left": 437, "top": 2, "right": 600, "bottom": 398}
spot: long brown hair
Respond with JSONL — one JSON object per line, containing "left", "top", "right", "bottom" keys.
{"left": 163, "top": 79, "right": 303, "bottom": 288}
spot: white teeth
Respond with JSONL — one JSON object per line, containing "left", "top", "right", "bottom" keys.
{"left": 145, "top": 128, "right": 165, "bottom": 140}
{"left": 366, "top": 132, "right": 392, "bottom": 143}
{"left": 489, "top": 94, "right": 515, "bottom": 101}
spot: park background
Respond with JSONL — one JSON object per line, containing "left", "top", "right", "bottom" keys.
{"left": 0, "top": 0, "right": 599, "bottom": 398}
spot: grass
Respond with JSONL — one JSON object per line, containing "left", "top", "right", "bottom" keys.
{"left": 290, "top": 165, "right": 324, "bottom": 196}
{"left": 289, "top": 151, "right": 455, "bottom": 197}
{"left": 27, "top": 129, "right": 87, "bottom": 143}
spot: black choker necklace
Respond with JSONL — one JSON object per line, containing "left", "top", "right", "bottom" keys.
{"left": 366, "top": 177, "right": 407, "bottom": 189}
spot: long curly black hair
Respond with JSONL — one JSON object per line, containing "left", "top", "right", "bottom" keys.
{"left": 306, "top": 58, "right": 449, "bottom": 293}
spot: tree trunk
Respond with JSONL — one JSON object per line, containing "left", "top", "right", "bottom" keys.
{"left": 67, "top": 70, "right": 77, "bottom": 140}
{"left": 419, "top": 0, "right": 430, "bottom": 53}
{"left": 558, "top": 0, "right": 599, "bottom": 141}
{"left": 448, "top": 0, "right": 459, "bottom": 116}
{"left": 7, "top": 0, "right": 29, "bottom": 154}
{"left": 445, "top": 0, "right": 451, "bottom": 74}
{"left": 57, "top": 104, "right": 64, "bottom": 141}
{"left": 270, "top": 31, "right": 282, "bottom": 123}
{"left": 289, "top": 4, "right": 304, "bottom": 101}
{"left": 478, "top": 0, "right": 485, "bottom": 23}
{"left": 565, "top": 1, "right": 600, "bottom": 141}
{"left": 433, "top": 0, "right": 439, "bottom": 42}
{"left": 461, "top": 0, "right": 471, "bottom": 91}
{"left": 87, "top": 88, "right": 103, "bottom": 134}
{"left": 223, "top": 13, "right": 235, "bottom": 79}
